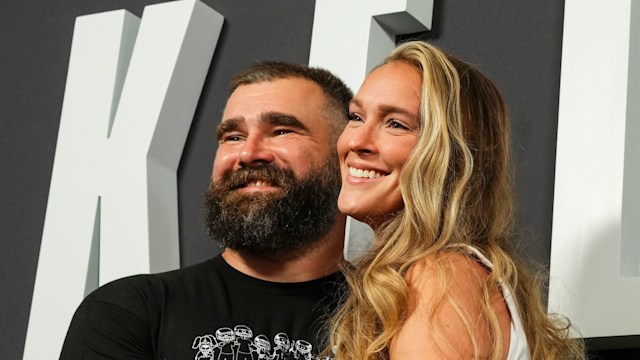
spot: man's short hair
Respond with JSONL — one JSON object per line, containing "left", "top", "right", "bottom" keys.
{"left": 230, "top": 61, "right": 353, "bottom": 140}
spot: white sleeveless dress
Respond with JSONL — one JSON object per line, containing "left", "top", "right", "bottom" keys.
{"left": 459, "top": 245, "right": 531, "bottom": 360}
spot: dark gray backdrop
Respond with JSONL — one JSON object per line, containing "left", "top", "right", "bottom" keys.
{"left": 1, "top": 0, "right": 636, "bottom": 358}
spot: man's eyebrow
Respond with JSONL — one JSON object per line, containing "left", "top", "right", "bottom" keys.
{"left": 216, "top": 113, "right": 309, "bottom": 140}
{"left": 216, "top": 117, "right": 244, "bottom": 140}
{"left": 262, "top": 112, "right": 309, "bottom": 132}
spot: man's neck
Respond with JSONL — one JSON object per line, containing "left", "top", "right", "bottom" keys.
{"left": 221, "top": 216, "right": 346, "bottom": 283}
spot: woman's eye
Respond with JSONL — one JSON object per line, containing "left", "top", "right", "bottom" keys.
{"left": 388, "top": 119, "right": 408, "bottom": 130}
{"left": 348, "top": 113, "right": 363, "bottom": 122}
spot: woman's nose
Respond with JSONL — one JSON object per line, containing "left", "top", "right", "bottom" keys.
{"left": 347, "top": 122, "right": 377, "bottom": 155}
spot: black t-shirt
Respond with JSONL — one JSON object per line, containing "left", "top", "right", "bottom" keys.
{"left": 60, "top": 254, "right": 344, "bottom": 360}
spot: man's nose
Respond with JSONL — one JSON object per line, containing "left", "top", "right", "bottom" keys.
{"left": 238, "top": 135, "right": 275, "bottom": 167}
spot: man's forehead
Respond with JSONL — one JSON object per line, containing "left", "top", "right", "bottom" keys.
{"left": 225, "top": 78, "right": 325, "bottom": 107}
{"left": 219, "top": 79, "right": 328, "bottom": 129}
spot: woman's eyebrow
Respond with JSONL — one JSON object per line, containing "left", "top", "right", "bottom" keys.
{"left": 350, "top": 98, "right": 418, "bottom": 119}
{"left": 377, "top": 104, "right": 418, "bottom": 119}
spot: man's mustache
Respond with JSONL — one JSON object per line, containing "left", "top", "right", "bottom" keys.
{"left": 212, "top": 165, "right": 295, "bottom": 193}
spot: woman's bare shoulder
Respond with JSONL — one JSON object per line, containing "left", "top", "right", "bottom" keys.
{"left": 390, "top": 251, "right": 510, "bottom": 359}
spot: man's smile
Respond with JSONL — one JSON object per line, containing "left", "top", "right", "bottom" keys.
{"left": 239, "top": 180, "right": 280, "bottom": 192}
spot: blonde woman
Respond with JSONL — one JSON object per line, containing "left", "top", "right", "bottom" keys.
{"left": 329, "top": 41, "right": 585, "bottom": 359}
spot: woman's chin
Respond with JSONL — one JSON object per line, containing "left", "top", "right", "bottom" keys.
{"left": 337, "top": 206, "right": 369, "bottom": 224}
{"left": 345, "top": 212, "right": 367, "bottom": 224}
{"left": 341, "top": 212, "right": 382, "bottom": 232}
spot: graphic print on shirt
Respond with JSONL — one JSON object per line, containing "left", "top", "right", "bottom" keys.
{"left": 192, "top": 334, "right": 217, "bottom": 360}
{"left": 215, "top": 327, "right": 236, "bottom": 360}
{"left": 234, "top": 325, "right": 254, "bottom": 360}
{"left": 193, "top": 325, "right": 333, "bottom": 360}
{"left": 271, "top": 332, "right": 291, "bottom": 360}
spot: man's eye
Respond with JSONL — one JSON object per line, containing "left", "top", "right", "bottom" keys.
{"left": 274, "top": 129, "right": 294, "bottom": 136}
{"left": 221, "top": 134, "right": 243, "bottom": 142}
{"left": 348, "top": 113, "right": 363, "bottom": 122}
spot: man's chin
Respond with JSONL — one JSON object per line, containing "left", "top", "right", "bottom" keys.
{"left": 222, "top": 188, "right": 285, "bottom": 206}
{"left": 207, "top": 159, "right": 341, "bottom": 259}
{"left": 228, "top": 241, "right": 317, "bottom": 261}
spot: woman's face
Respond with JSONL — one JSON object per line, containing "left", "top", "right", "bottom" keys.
{"left": 337, "top": 61, "right": 422, "bottom": 228}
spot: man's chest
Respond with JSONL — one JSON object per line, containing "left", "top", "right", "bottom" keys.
{"left": 154, "top": 287, "right": 334, "bottom": 360}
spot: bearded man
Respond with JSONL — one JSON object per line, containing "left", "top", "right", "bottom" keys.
{"left": 60, "top": 61, "right": 352, "bottom": 360}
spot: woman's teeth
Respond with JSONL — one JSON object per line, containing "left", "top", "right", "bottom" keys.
{"left": 349, "top": 167, "right": 384, "bottom": 179}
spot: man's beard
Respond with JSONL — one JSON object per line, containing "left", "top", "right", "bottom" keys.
{"left": 205, "top": 158, "right": 341, "bottom": 258}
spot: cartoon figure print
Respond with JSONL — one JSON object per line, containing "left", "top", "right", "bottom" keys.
{"left": 291, "top": 340, "right": 314, "bottom": 360}
{"left": 270, "top": 333, "right": 291, "bottom": 360}
{"left": 215, "top": 327, "right": 236, "bottom": 360}
{"left": 192, "top": 334, "right": 217, "bottom": 360}
{"left": 233, "top": 325, "right": 254, "bottom": 360}
{"left": 252, "top": 334, "right": 272, "bottom": 359}
{"left": 193, "top": 326, "right": 333, "bottom": 360}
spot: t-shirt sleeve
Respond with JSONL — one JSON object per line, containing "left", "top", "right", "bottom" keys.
{"left": 59, "top": 277, "right": 156, "bottom": 360}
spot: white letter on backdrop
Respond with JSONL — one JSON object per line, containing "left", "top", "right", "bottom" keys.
{"left": 550, "top": 0, "right": 640, "bottom": 340}
{"left": 309, "top": 0, "right": 433, "bottom": 261}
{"left": 24, "top": 0, "right": 223, "bottom": 358}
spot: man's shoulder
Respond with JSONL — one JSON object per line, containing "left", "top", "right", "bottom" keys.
{"left": 61, "top": 258, "right": 223, "bottom": 359}
{"left": 84, "top": 256, "right": 220, "bottom": 305}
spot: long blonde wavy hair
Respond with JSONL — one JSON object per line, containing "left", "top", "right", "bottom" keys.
{"left": 328, "top": 41, "right": 585, "bottom": 360}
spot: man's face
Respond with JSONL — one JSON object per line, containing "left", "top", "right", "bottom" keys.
{"left": 212, "top": 77, "right": 334, "bottom": 183}
{"left": 206, "top": 78, "right": 341, "bottom": 257}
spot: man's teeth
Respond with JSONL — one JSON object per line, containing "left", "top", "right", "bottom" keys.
{"left": 349, "top": 167, "right": 384, "bottom": 179}
{"left": 247, "top": 180, "right": 271, "bottom": 187}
